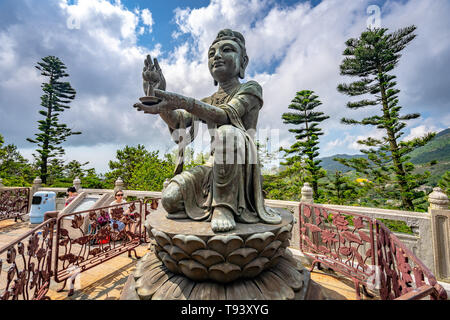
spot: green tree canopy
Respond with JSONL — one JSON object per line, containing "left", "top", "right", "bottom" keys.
{"left": 27, "top": 56, "right": 81, "bottom": 184}
{"left": 281, "top": 90, "right": 329, "bottom": 199}
{"left": 336, "top": 26, "right": 434, "bottom": 211}
{"left": 0, "top": 134, "right": 36, "bottom": 186}
{"left": 106, "top": 144, "right": 151, "bottom": 187}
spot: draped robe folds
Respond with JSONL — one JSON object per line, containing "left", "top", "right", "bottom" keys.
{"left": 164, "top": 81, "right": 281, "bottom": 225}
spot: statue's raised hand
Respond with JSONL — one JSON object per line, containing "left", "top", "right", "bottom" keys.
{"left": 142, "top": 54, "right": 166, "bottom": 95}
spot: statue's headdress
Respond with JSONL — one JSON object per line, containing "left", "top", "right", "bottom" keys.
{"left": 210, "top": 29, "right": 249, "bottom": 85}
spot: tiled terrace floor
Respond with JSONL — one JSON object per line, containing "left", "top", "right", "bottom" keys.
{"left": 0, "top": 219, "right": 375, "bottom": 300}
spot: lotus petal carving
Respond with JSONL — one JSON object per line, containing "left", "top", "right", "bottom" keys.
{"left": 254, "top": 271, "right": 295, "bottom": 300}
{"left": 178, "top": 259, "right": 208, "bottom": 281}
{"left": 207, "top": 235, "right": 243, "bottom": 257}
{"left": 242, "top": 257, "right": 269, "bottom": 278}
{"left": 189, "top": 282, "right": 226, "bottom": 300}
{"left": 271, "top": 258, "right": 305, "bottom": 291}
{"left": 158, "top": 251, "right": 180, "bottom": 274}
{"left": 152, "top": 229, "right": 171, "bottom": 247}
{"left": 135, "top": 254, "right": 163, "bottom": 280}
{"left": 267, "top": 247, "right": 285, "bottom": 268}
{"left": 191, "top": 249, "right": 225, "bottom": 267}
{"left": 143, "top": 208, "right": 295, "bottom": 283}
{"left": 151, "top": 275, "right": 195, "bottom": 300}
{"left": 275, "top": 226, "right": 291, "bottom": 242}
{"left": 245, "top": 232, "right": 275, "bottom": 252}
{"left": 209, "top": 262, "right": 241, "bottom": 283}
{"left": 260, "top": 240, "right": 282, "bottom": 258}
{"left": 225, "top": 278, "right": 265, "bottom": 300}
{"left": 163, "top": 244, "right": 189, "bottom": 261}
{"left": 172, "top": 235, "right": 206, "bottom": 254}
{"left": 135, "top": 265, "right": 174, "bottom": 300}
{"left": 227, "top": 248, "right": 258, "bottom": 267}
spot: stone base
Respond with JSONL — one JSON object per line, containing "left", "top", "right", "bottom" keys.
{"left": 120, "top": 207, "right": 326, "bottom": 300}
{"left": 120, "top": 250, "right": 324, "bottom": 300}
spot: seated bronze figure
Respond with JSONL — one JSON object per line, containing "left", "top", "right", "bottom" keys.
{"left": 134, "top": 29, "right": 281, "bottom": 232}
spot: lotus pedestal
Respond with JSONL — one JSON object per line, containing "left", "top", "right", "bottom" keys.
{"left": 121, "top": 207, "right": 324, "bottom": 300}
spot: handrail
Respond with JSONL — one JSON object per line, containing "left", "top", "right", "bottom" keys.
{"left": 300, "top": 202, "right": 448, "bottom": 300}
{"left": 53, "top": 198, "right": 159, "bottom": 296}
{"left": 0, "top": 187, "right": 30, "bottom": 222}
{"left": 0, "top": 218, "right": 56, "bottom": 300}
{"left": 376, "top": 220, "right": 447, "bottom": 300}
{"left": 299, "top": 203, "right": 377, "bottom": 299}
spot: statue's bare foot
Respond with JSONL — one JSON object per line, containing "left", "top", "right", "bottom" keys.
{"left": 211, "top": 207, "right": 236, "bottom": 232}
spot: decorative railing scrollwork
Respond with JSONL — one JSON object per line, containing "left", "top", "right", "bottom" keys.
{"left": 375, "top": 221, "right": 447, "bottom": 300}
{"left": 0, "top": 218, "right": 55, "bottom": 300}
{"left": 300, "top": 203, "right": 376, "bottom": 299}
{"left": 54, "top": 199, "right": 159, "bottom": 296}
{"left": 300, "top": 203, "right": 448, "bottom": 300}
{"left": 0, "top": 188, "right": 30, "bottom": 222}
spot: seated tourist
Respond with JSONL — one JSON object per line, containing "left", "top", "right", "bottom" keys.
{"left": 44, "top": 186, "right": 78, "bottom": 221}
{"left": 108, "top": 190, "right": 130, "bottom": 232}
{"left": 65, "top": 186, "right": 78, "bottom": 207}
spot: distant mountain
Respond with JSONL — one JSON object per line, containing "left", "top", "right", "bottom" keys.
{"left": 319, "top": 153, "right": 366, "bottom": 173}
{"left": 408, "top": 128, "right": 450, "bottom": 164}
{"left": 408, "top": 128, "right": 450, "bottom": 184}
{"left": 319, "top": 128, "right": 450, "bottom": 185}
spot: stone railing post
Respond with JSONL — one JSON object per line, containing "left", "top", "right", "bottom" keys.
{"left": 0, "top": 178, "right": 4, "bottom": 189}
{"left": 73, "top": 177, "right": 82, "bottom": 192}
{"left": 301, "top": 182, "right": 314, "bottom": 204}
{"left": 31, "top": 176, "right": 42, "bottom": 195}
{"left": 114, "top": 177, "right": 124, "bottom": 193}
{"left": 428, "top": 187, "right": 450, "bottom": 282}
{"left": 29, "top": 176, "right": 42, "bottom": 211}
{"left": 429, "top": 187, "right": 449, "bottom": 210}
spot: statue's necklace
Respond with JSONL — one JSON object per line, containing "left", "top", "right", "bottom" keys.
{"left": 213, "top": 85, "right": 239, "bottom": 106}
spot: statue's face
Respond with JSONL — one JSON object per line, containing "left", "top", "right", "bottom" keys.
{"left": 208, "top": 39, "right": 241, "bottom": 83}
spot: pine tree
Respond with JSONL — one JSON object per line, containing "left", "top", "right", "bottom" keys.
{"left": 323, "top": 170, "right": 359, "bottom": 205}
{"left": 438, "top": 171, "right": 450, "bottom": 196}
{"left": 281, "top": 90, "right": 329, "bottom": 199}
{"left": 336, "top": 26, "right": 435, "bottom": 211}
{"left": 27, "top": 56, "right": 81, "bottom": 184}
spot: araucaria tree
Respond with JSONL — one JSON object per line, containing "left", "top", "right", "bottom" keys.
{"left": 281, "top": 90, "right": 329, "bottom": 199}
{"left": 336, "top": 26, "right": 435, "bottom": 211}
{"left": 27, "top": 56, "right": 81, "bottom": 184}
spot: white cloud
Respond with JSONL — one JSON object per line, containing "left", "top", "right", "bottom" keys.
{"left": 141, "top": 8, "right": 154, "bottom": 33}
{"left": 402, "top": 121, "right": 444, "bottom": 141}
{"left": 0, "top": 0, "right": 166, "bottom": 150}
{"left": 1, "top": 0, "right": 450, "bottom": 173}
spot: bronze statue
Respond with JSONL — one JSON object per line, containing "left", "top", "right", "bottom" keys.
{"left": 134, "top": 29, "right": 281, "bottom": 232}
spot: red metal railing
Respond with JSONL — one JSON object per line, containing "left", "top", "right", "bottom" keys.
{"left": 0, "top": 188, "right": 30, "bottom": 222}
{"left": 299, "top": 203, "right": 376, "bottom": 299}
{"left": 300, "top": 203, "right": 448, "bottom": 300}
{"left": 53, "top": 198, "right": 160, "bottom": 296}
{"left": 54, "top": 200, "right": 149, "bottom": 296}
{"left": 0, "top": 218, "right": 55, "bottom": 300}
{"left": 375, "top": 221, "right": 447, "bottom": 300}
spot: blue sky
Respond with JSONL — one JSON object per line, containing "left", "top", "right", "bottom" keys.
{"left": 0, "top": 0, "right": 449, "bottom": 174}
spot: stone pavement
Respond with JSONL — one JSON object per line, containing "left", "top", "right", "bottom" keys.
{"left": 0, "top": 219, "right": 372, "bottom": 300}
